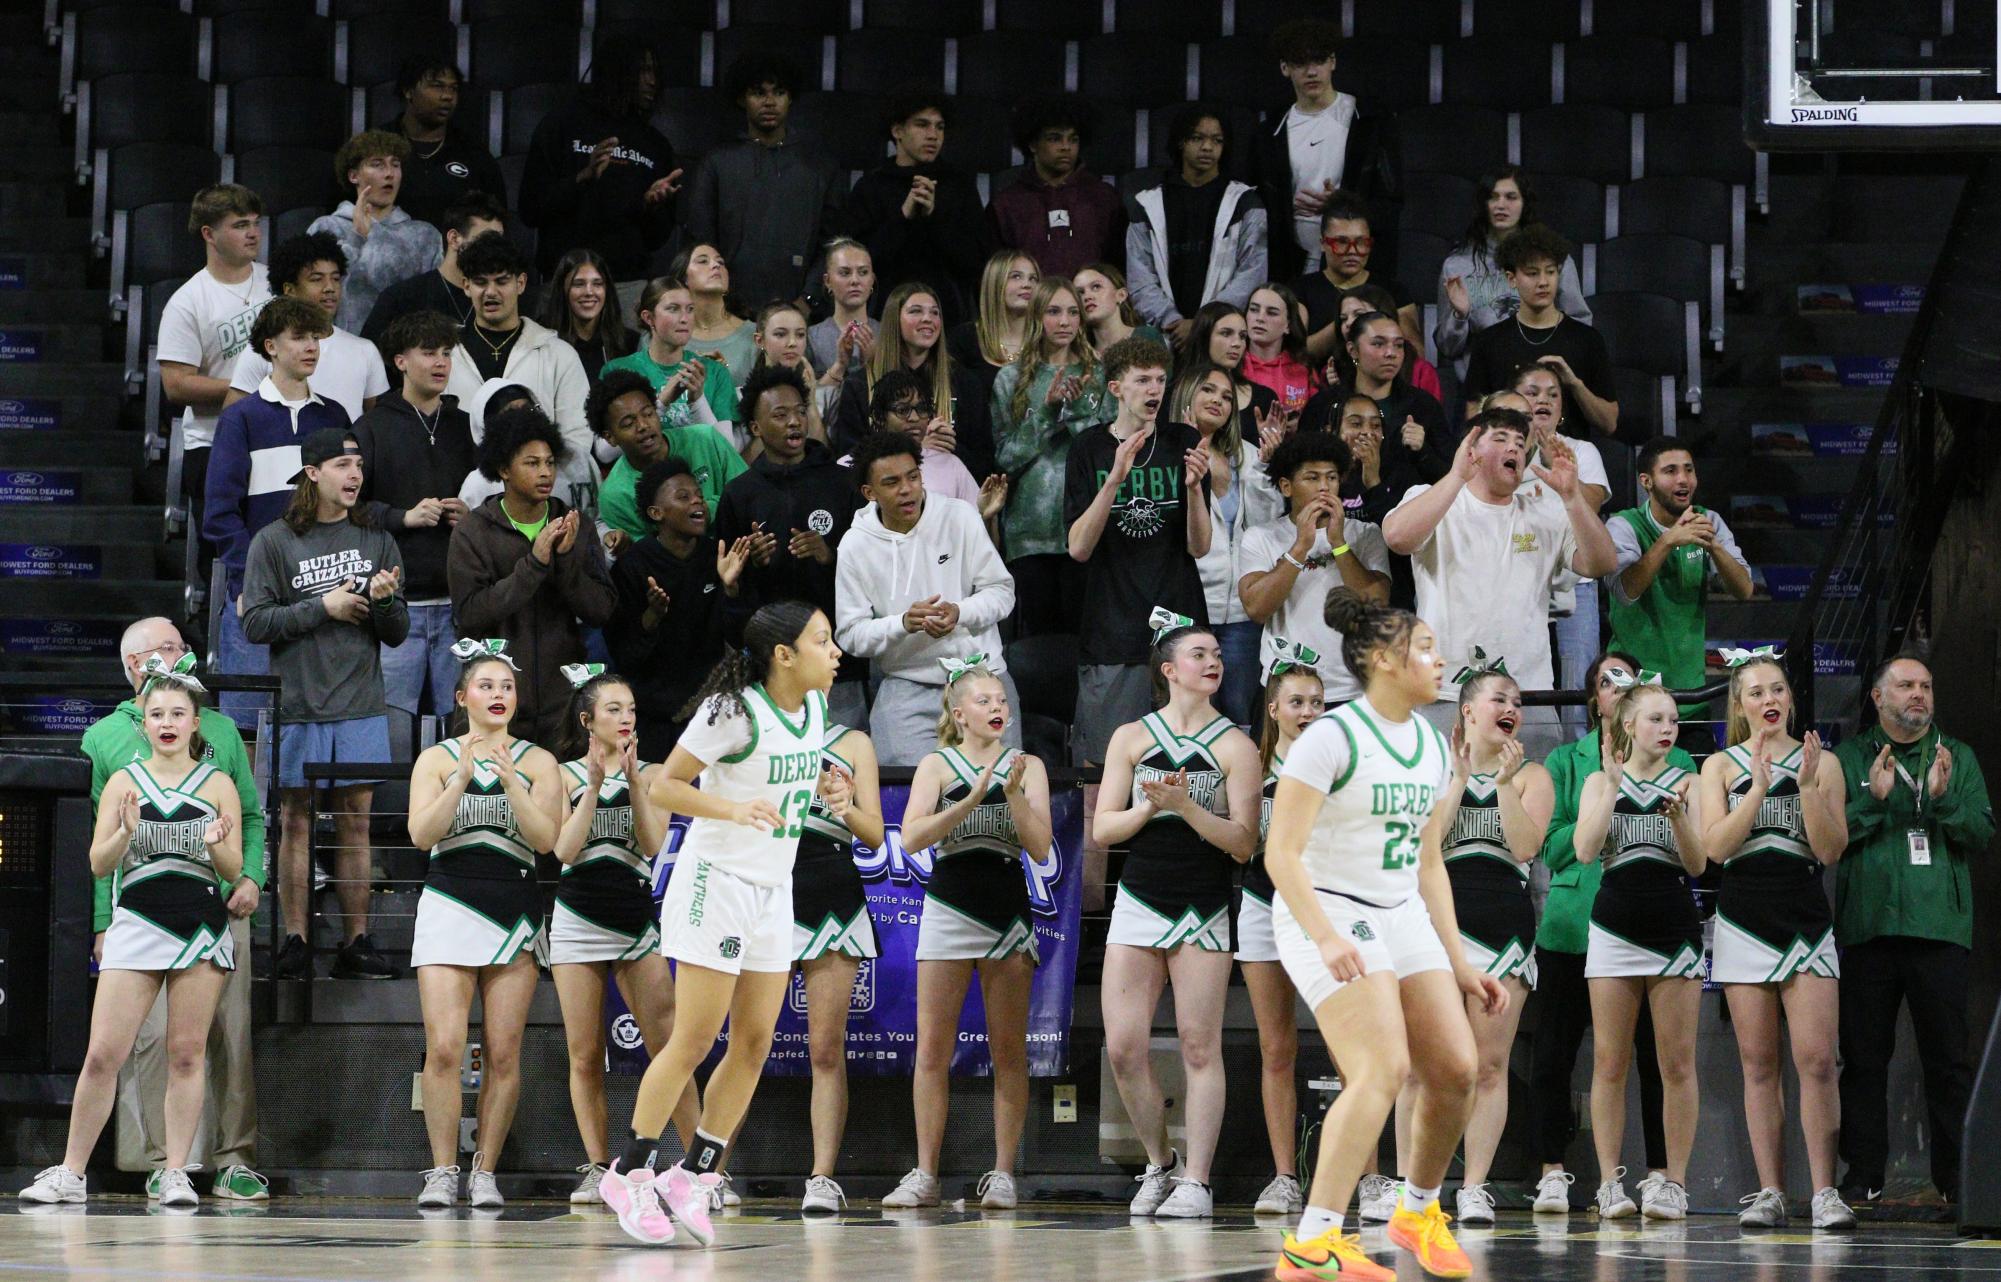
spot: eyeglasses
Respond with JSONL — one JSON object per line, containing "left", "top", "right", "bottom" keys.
{"left": 1323, "top": 235, "right": 1374, "bottom": 253}
{"left": 886, "top": 401, "right": 935, "bottom": 420}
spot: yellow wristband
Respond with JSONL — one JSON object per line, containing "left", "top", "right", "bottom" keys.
{"left": 1331, "top": 543, "right": 1350, "bottom": 558}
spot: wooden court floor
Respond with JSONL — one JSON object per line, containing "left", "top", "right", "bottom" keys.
{"left": 3, "top": 1201, "right": 1994, "bottom": 1282}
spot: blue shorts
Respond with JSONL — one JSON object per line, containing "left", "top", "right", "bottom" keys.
{"left": 277, "top": 716, "right": 391, "bottom": 791}
{"left": 380, "top": 602, "right": 462, "bottom": 718}
{"left": 215, "top": 595, "right": 273, "bottom": 733}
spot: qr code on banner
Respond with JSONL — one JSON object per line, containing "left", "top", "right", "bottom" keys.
{"left": 786, "top": 958, "right": 875, "bottom": 1016}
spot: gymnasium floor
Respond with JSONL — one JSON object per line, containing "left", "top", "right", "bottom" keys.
{"left": 0, "top": 1201, "right": 1988, "bottom": 1282}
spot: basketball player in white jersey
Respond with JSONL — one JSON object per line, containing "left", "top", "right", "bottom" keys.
{"left": 1263, "top": 589, "right": 1506, "bottom": 1282}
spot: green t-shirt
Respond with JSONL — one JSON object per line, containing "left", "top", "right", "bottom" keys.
{"left": 504, "top": 500, "right": 550, "bottom": 543}
{"left": 598, "top": 431, "right": 747, "bottom": 540}
{"left": 600, "top": 347, "right": 741, "bottom": 426}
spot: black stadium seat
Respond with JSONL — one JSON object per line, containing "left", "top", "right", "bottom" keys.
{"left": 944, "top": 96, "right": 1020, "bottom": 175}
{"left": 1596, "top": 231, "right": 1724, "bottom": 349}
{"left": 74, "top": 72, "right": 213, "bottom": 181}
{"left": 221, "top": 76, "right": 350, "bottom": 153}
{"left": 647, "top": 88, "right": 733, "bottom": 174}
{"left": 1521, "top": 103, "right": 1632, "bottom": 184}
{"left": 202, "top": 11, "right": 334, "bottom": 83}
{"left": 858, "top": 0, "right": 983, "bottom": 33}
{"left": 729, "top": 0, "right": 847, "bottom": 32}
{"left": 1196, "top": 38, "right": 1281, "bottom": 109}
{"left": 587, "top": 29, "right": 704, "bottom": 91}
{"left": 1684, "top": 33, "right": 1745, "bottom": 106}
{"left": 838, "top": 30, "right": 949, "bottom": 94}
{"left": 1397, "top": 232, "right": 1454, "bottom": 315}
{"left": 1589, "top": 4, "right": 1708, "bottom": 37}
{"left": 789, "top": 92, "right": 894, "bottom": 173}
{"left": 1617, "top": 174, "right": 1744, "bottom": 289}
{"left": 464, "top": 0, "right": 583, "bottom": 20}
{"left": 1078, "top": 34, "right": 1196, "bottom": 105}
{"left": 1534, "top": 172, "right": 1606, "bottom": 245}
{"left": 230, "top": 147, "right": 338, "bottom": 222}
{"left": 1643, "top": 104, "right": 1757, "bottom": 185}
{"left": 1400, "top": 171, "right": 1478, "bottom": 242}
{"left": 1588, "top": 289, "right": 1700, "bottom": 413}
{"left": 711, "top": 26, "right": 833, "bottom": 93}
{"left": 1561, "top": 35, "right": 1678, "bottom": 111}
{"left": 587, "top": 0, "right": 714, "bottom": 28}
{"left": 1357, "top": 0, "right": 1461, "bottom": 39}
{"left": 499, "top": 82, "right": 575, "bottom": 157}
{"left": 1472, "top": 0, "right": 1582, "bottom": 39}
{"left": 1121, "top": 0, "right": 1225, "bottom": 40}
{"left": 93, "top": 142, "right": 222, "bottom": 254}
{"left": 1230, "top": 0, "right": 1318, "bottom": 37}
{"left": 951, "top": 33, "right": 1069, "bottom": 100}
{"left": 995, "top": 0, "right": 1103, "bottom": 38}
{"left": 471, "top": 20, "right": 588, "bottom": 92}
{"left": 326, "top": 0, "right": 451, "bottom": 16}
{"left": 193, "top": 0, "right": 315, "bottom": 15}
{"left": 1442, "top": 37, "right": 1555, "bottom": 109}
{"left": 1397, "top": 105, "right": 1509, "bottom": 180}
{"left": 62, "top": 6, "right": 196, "bottom": 103}
{"left": 336, "top": 14, "right": 456, "bottom": 88}
{"left": 273, "top": 205, "right": 323, "bottom": 245}
{"left": 1083, "top": 105, "right": 1139, "bottom": 177}
{"left": 1331, "top": 37, "right": 1438, "bottom": 114}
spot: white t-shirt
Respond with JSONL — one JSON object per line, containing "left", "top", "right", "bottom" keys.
{"left": 1522, "top": 437, "right": 1608, "bottom": 613}
{"left": 1279, "top": 696, "right": 1452, "bottom": 903}
{"left": 1239, "top": 515, "right": 1392, "bottom": 704}
{"left": 1285, "top": 95, "right": 1356, "bottom": 267}
{"left": 1392, "top": 481, "right": 1583, "bottom": 698}
{"left": 672, "top": 686, "right": 827, "bottom": 887}
{"left": 156, "top": 264, "right": 272, "bottom": 452}
{"left": 228, "top": 324, "right": 388, "bottom": 423}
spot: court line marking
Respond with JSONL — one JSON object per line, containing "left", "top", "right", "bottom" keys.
{"left": 1592, "top": 1250, "right": 2001, "bottom": 1272}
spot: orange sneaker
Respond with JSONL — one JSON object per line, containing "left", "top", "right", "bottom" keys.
{"left": 1274, "top": 1227, "right": 1396, "bottom": 1282}
{"left": 1387, "top": 1201, "right": 1473, "bottom": 1279}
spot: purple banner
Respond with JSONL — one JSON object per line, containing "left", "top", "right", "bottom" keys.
{"left": 0, "top": 542, "right": 103, "bottom": 577}
{"left": 0, "top": 399, "right": 60, "bottom": 431}
{"left": 0, "top": 618, "right": 123, "bottom": 656}
{"left": 608, "top": 783, "right": 1087, "bottom": 1078}
{"left": 1749, "top": 422, "right": 1893, "bottom": 458}
{"left": 0, "top": 330, "right": 43, "bottom": 362}
{"left": 1779, "top": 355, "right": 1898, "bottom": 388}
{"left": 0, "top": 258, "right": 24, "bottom": 290}
{"left": 15, "top": 694, "right": 119, "bottom": 733}
{"left": 1760, "top": 564, "right": 1862, "bottom": 603}
{"left": 1796, "top": 283, "right": 1923, "bottom": 315}
{"left": 0, "top": 470, "right": 81, "bottom": 503}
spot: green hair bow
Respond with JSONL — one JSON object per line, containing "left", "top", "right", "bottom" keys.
{"left": 140, "top": 651, "right": 206, "bottom": 697}
{"left": 1269, "top": 637, "right": 1322, "bottom": 677}
{"left": 1451, "top": 646, "right": 1511, "bottom": 684}
{"left": 1605, "top": 667, "right": 1664, "bottom": 690}
{"left": 451, "top": 638, "right": 520, "bottom": 670}
{"left": 940, "top": 653, "right": 990, "bottom": 682}
{"left": 1718, "top": 644, "right": 1784, "bottom": 668}
{"left": 1148, "top": 607, "right": 1195, "bottom": 643}
{"left": 561, "top": 662, "right": 608, "bottom": 688}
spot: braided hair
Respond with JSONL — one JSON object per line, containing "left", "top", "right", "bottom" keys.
{"left": 679, "top": 600, "right": 823, "bottom": 725}
{"left": 1323, "top": 587, "right": 1417, "bottom": 684}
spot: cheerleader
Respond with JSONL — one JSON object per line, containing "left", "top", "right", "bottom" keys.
{"left": 1264, "top": 590, "right": 1501, "bottom": 1282}
{"left": 788, "top": 713, "right": 886, "bottom": 1213}
{"left": 880, "top": 656, "right": 1053, "bottom": 1212}
{"left": 1575, "top": 671, "right": 1708, "bottom": 1221}
{"left": 1239, "top": 642, "right": 1326, "bottom": 1217}
{"left": 1430, "top": 652, "right": 1552, "bottom": 1225}
{"left": 549, "top": 664, "right": 699, "bottom": 1205}
{"left": 1098, "top": 610, "right": 1261, "bottom": 1219}
{"left": 405, "top": 640, "right": 564, "bottom": 1209}
{"left": 600, "top": 600, "right": 841, "bottom": 1248}
{"left": 20, "top": 657, "right": 241, "bottom": 1207}
{"left": 1697, "top": 648, "right": 1854, "bottom": 1230}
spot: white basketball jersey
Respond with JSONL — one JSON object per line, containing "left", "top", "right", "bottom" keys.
{"left": 674, "top": 684, "right": 828, "bottom": 886}
{"left": 1279, "top": 697, "right": 1453, "bottom": 906}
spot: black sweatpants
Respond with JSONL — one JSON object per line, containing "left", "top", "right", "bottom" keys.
{"left": 1838, "top": 935, "right": 1972, "bottom": 1198}
{"left": 1529, "top": 948, "right": 1668, "bottom": 1170}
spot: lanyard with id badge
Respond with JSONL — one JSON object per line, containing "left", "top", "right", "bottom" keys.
{"left": 1892, "top": 737, "right": 1938, "bottom": 866}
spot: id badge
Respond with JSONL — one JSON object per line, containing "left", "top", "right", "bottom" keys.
{"left": 1908, "top": 828, "right": 1932, "bottom": 867}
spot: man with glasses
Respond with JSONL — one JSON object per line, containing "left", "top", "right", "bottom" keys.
{"left": 381, "top": 56, "right": 506, "bottom": 234}
{"left": 1292, "top": 193, "right": 1421, "bottom": 361}
{"left": 867, "top": 368, "right": 980, "bottom": 507}
{"left": 80, "top": 617, "right": 269, "bottom": 1201}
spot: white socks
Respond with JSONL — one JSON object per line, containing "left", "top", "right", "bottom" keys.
{"left": 1297, "top": 1205, "right": 1343, "bottom": 1239}
{"left": 1401, "top": 1182, "right": 1440, "bottom": 1213}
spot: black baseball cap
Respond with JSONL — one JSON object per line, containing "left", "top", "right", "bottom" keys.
{"left": 288, "top": 428, "right": 362, "bottom": 483}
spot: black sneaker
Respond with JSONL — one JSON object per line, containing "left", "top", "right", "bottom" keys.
{"left": 331, "top": 934, "right": 399, "bottom": 980}
{"left": 1837, "top": 1180, "right": 1883, "bottom": 1205}
{"left": 273, "top": 934, "right": 311, "bottom": 980}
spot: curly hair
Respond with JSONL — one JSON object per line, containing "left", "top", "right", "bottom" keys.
{"left": 476, "top": 405, "right": 570, "bottom": 482}
{"left": 1495, "top": 222, "right": 1573, "bottom": 275}
{"left": 269, "top": 231, "right": 346, "bottom": 294}
{"left": 851, "top": 430, "right": 922, "bottom": 488}
{"left": 587, "top": 368, "right": 657, "bottom": 439}
{"left": 1265, "top": 431, "right": 1353, "bottom": 510}
{"left": 679, "top": 600, "right": 824, "bottom": 724}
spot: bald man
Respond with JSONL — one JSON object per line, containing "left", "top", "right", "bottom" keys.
{"left": 79, "top": 617, "right": 270, "bottom": 1200}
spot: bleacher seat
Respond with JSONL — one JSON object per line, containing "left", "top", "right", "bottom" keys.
{"left": 1357, "top": 0, "right": 1461, "bottom": 40}
{"left": 838, "top": 30, "right": 949, "bottom": 94}
{"left": 1331, "top": 38, "right": 1439, "bottom": 113}
{"left": 326, "top": 0, "right": 452, "bottom": 16}
{"left": 73, "top": 72, "right": 213, "bottom": 182}
{"left": 192, "top": 0, "right": 315, "bottom": 16}
{"left": 1229, "top": 0, "right": 1318, "bottom": 37}
{"left": 496, "top": 82, "right": 574, "bottom": 156}
{"left": 1120, "top": 0, "right": 1224, "bottom": 40}
{"left": 1616, "top": 174, "right": 1744, "bottom": 289}
{"left": 1400, "top": 171, "right": 1478, "bottom": 242}
{"left": 1083, "top": 105, "right": 1139, "bottom": 176}
{"left": 1194, "top": 38, "right": 1280, "bottom": 109}
{"left": 110, "top": 200, "right": 204, "bottom": 338}
{"left": 93, "top": 142, "right": 222, "bottom": 256}
{"left": 1610, "top": 364, "right": 1671, "bottom": 439}
{"left": 201, "top": 11, "right": 334, "bottom": 83}
{"left": 858, "top": 0, "right": 983, "bottom": 33}
{"left": 1683, "top": 34, "right": 1744, "bottom": 106}
{"left": 272, "top": 205, "right": 322, "bottom": 245}
{"left": 789, "top": 92, "right": 893, "bottom": 173}
{"left": 590, "top": 29, "right": 704, "bottom": 91}
{"left": 1589, "top": 288, "right": 1700, "bottom": 413}
{"left": 726, "top": 0, "right": 847, "bottom": 31}
{"left": 1595, "top": 231, "right": 1724, "bottom": 350}
{"left": 1561, "top": 36, "right": 1678, "bottom": 110}
{"left": 1589, "top": 4, "right": 1709, "bottom": 37}
{"left": 464, "top": 0, "right": 583, "bottom": 20}
{"left": 585, "top": 0, "right": 714, "bottom": 29}
{"left": 335, "top": 14, "right": 457, "bottom": 89}
{"left": 221, "top": 76, "right": 350, "bottom": 153}
{"left": 944, "top": 96, "right": 1020, "bottom": 175}
{"left": 1824, "top": 0, "right": 1945, "bottom": 36}
{"left": 1078, "top": 34, "right": 1197, "bottom": 105}
{"left": 1642, "top": 104, "right": 1764, "bottom": 207}
{"left": 228, "top": 147, "right": 338, "bottom": 222}
{"left": 1521, "top": 103, "right": 1633, "bottom": 183}
{"left": 648, "top": 88, "right": 733, "bottom": 175}
{"left": 951, "top": 33, "right": 1070, "bottom": 100}
{"left": 1397, "top": 105, "right": 1509, "bottom": 180}
{"left": 710, "top": 27, "right": 834, "bottom": 93}
{"left": 1397, "top": 232, "right": 1453, "bottom": 315}
{"left": 1471, "top": 0, "right": 1581, "bottom": 38}
{"left": 469, "top": 20, "right": 589, "bottom": 91}
{"left": 363, "top": 79, "right": 405, "bottom": 129}
{"left": 1534, "top": 172, "right": 1606, "bottom": 245}
{"left": 1442, "top": 37, "right": 1555, "bottom": 109}
{"left": 61, "top": 5, "right": 196, "bottom": 105}
{"left": 994, "top": 0, "right": 1103, "bottom": 38}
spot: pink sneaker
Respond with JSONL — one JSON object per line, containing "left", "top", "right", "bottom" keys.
{"left": 658, "top": 1164, "right": 718, "bottom": 1246}
{"left": 601, "top": 1163, "right": 676, "bottom": 1246}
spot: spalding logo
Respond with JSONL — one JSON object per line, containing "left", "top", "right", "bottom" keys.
{"left": 609, "top": 1013, "right": 643, "bottom": 1050}
{"left": 447, "top": 161, "right": 471, "bottom": 178}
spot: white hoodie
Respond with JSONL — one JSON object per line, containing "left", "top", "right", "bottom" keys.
{"left": 458, "top": 376, "right": 604, "bottom": 520}
{"left": 445, "top": 316, "right": 592, "bottom": 481}
{"left": 835, "top": 494, "right": 1016, "bottom": 684}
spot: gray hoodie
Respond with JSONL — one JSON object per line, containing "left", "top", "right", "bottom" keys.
{"left": 1432, "top": 239, "right": 1591, "bottom": 378}
{"left": 309, "top": 202, "right": 444, "bottom": 332}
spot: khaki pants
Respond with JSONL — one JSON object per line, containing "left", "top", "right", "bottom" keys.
{"left": 114, "top": 916, "right": 258, "bottom": 1171}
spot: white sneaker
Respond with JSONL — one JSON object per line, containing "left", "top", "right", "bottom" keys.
{"left": 1358, "top": 1173, "right": 1399, "bottom": 1223}
{"left": 571, "top": 1163, "right": 607, "bottom": 1205}
{"left": 1254, "top": 1173, "right": 1304, "bottom": 1216}
{"left": 881, "top": 1168, "right": 941, "bottom": 1209}
{"left": 711, "top": 1170, "right": 740, "bottom": 1209}
{"left": 1634, "top": 1170, "right": 1667, "bottom": 1203}
{"left": 18, "top": 1166, "right": 86, "bottom": 1205}
{"left": 1153, "top": 1177, "right": 1213, "bottom": 1219}
{"left": 417, "top": 1165, "right": 459, "bottom": 1208}
{"left": 468, "top": 1158, "right": 503, "bottom": 1209}
{"left": 1738, "top": 1186, "right": 1787, "bottom": 1227}
{"left": 1533, "top": 1170, "right": 1575, "bottom": 1213}
{"left": 801, "top": 1175, "right": 847, "bottom": 1214}
{"left": 1595, "top": 1168, "right": 1638, "bottom": 1219}
{"left": 978, "top": 1171, "right": 1017, "bottom": 1210}
{"left": 1129, "top": 1150, "right": 1181, "bottom": 1216}
{"left": 158, "top": 1166, "right": 200, "bottom": 1209}
{"left": 1642, "top": 1177, "right": 1687, "bottom": 1221}
{"left": 1457, "top": 1182, "right": 1497, "bottom": 1226}
{"left": 1812, "top": 1186, "right": 1857, "bottom": 1230}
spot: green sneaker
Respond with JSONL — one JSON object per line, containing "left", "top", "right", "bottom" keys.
{"left": 145, "top": 1169, "right": 163, "bottom": 1200}
{"left": 211, "top": 1165, "right": 270, "bottom": 1201}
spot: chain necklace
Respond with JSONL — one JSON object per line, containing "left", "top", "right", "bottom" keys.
{"left": 1513, "top": 315, "right": 1558, "bottom": 347}
{"left": 409, "top": 400, "right": 442, "bottom": 446}
{"left": 473, "top": 324, "right": 521, "bottom": 363}
{"left": 412, "top": 135, "right": 446, "bottom": 160}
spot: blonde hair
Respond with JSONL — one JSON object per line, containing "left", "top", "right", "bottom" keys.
{"left": 1168, "top": 361, "right": 1244, "bottom": 465}
{"left": 1007, "top": 276, "right": 1097, "bottom": 424}
{"left": 1607, "top": 685, "right": 1674, "bottom": 761}
{"left": 974, "top": 251, "right": 1040, "bottom": 366}
{"left": 867, "top": 282, "right": 954, "bottom": 417}
{"left": 1725, "top": 657, "right": 1791, "bottom": 747}
{"left": 936, "top": 663, "right": 1004, "bottom": 748}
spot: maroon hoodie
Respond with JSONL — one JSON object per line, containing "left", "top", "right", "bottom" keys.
{"left": 988, "top": 167, "right": 1127, "bottom": 280}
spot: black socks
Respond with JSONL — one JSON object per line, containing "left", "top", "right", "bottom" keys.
{"left": 687, "top": 1128, "right": 727, "bottom": 1175}
{"left": 620, "top": 1132, "right": 658, "bottom": 1174}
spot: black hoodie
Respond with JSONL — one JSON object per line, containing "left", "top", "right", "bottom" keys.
{"left": 352, "top": 389, "right": 479, "bottom": 601}
{"left": 840, "top": 159, "right": 994, "bottom": 325}
{"left": 519, "top": 92, "right": 678, "bottom": 279}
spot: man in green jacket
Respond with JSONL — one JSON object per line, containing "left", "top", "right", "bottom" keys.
{"left": 80, "top": 617, "right": 269, "bottom": 1201}
{"left": 1835, "top": 654, "right": 1994, "bottom": 1205}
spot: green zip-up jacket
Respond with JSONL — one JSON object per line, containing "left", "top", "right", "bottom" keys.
{"left": 1537, "top": 727, "right": 1699, "bottom": 954}
{"left": 1834, "top": 724, "right": 1993, "bottom": 949}
{"left": 82, "top": 700, "right": 268, "bottom": 932}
